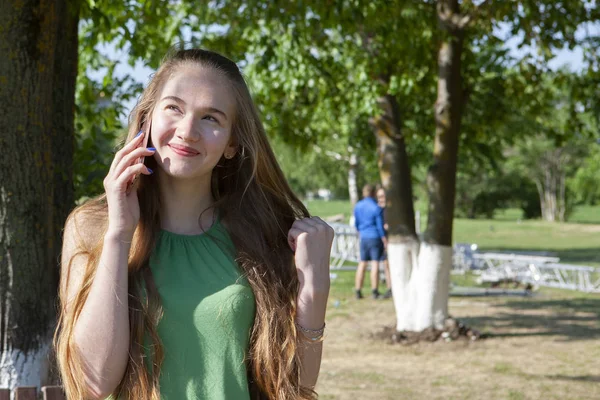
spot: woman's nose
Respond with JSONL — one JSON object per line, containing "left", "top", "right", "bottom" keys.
{"left": 176, "top": 116, "right": 201, "bottom": 141}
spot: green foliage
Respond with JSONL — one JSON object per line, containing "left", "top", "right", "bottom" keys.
{"left": 78, "top": 0, "right": 198, "bottom": 69}
{"left": 569, "top": 144, "right": 600, "bottom": 205}
{"left": 71, "top": 0, "right": 600, "bottom": 219}
{"left": 453, "top": 157, "right": 542, "bottom": 220}
{"left": 271, "top": 137, "right": 346, "bottom": 198}
{"left": 75, "top": 0, "right": 187, "bottom": 201}
{"left": 271, "top": 134, "right": 380, "bottom": 200}
{"left": 455, "top": 168, "right": 512, "bottom": 220}
{"left": 73, "top": 45, "right": 142, "bottom": 201}
{"left": 193, "top": 0, "right": 439, "bottom": 165}
{"left": 192, "top": 0, "right": 599, "bottom": 223}
{"left": 459, "top": 69, "right": 597, "bottom": 221}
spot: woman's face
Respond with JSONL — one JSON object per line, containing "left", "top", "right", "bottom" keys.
{"left": 377, "top": 189, "right": 386, "bottom": 208}
{"left": 149, "top": 64, "right": 237, "bottom": 181}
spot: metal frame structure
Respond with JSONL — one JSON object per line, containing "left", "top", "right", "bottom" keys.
{"left": 329, "top": 223, "right": 361, "bottom": 269}
{"left": 329, "top": 223, "right": 600, "bottom": 293}
{"left": 528, "top": 263, "right": 600, "bottom": 292}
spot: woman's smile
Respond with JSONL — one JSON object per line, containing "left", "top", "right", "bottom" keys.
{"left": 168, "top": 143, "right": 200, "bottom": 157}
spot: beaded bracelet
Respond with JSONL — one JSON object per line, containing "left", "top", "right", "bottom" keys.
{"left": 295, "top": 322, "right": 326, "bottom": 342}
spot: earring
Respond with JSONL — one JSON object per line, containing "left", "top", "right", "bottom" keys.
{"left": 224, "top": 152, "right": 235, "bottom": 159}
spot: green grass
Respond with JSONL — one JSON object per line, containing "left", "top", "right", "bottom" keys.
{"left": 494, "top": 208, "right": 525, "bottom": 221}
{"left": 494, "top": 362, "right": 519, "bottom": 375}
{"left": 507, "top": 390, "right": 526, "bottom": 400}
{"left": 329, "top": 269, "right": 600, "bottom": 300}
{"left": 449, "top": 271, "right": 480, "bottom": 287}
{"left": 305, "top": 200, "right": 353, "bottom": 221}
{"left": 308, "top": 200, "right": 600, "bottom": 266}
{"left": 452, "top": 218, "right": 600, "bottom": 265}
{"left": 568, "top": 205, "right": 600, "bottom": 224}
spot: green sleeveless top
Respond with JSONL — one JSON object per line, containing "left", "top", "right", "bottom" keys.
{"left": 107, "top": 220, "right": 256, "bottom": 399}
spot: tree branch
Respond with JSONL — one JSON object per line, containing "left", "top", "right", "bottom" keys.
{"left": 437, "top": 0, "right": 471, "bottom": 31}
{"left": 474, "top": 0, "right": 492, "bottom": 15}
{"left": 440, "top": 0, "right": 494, "bottom": 31}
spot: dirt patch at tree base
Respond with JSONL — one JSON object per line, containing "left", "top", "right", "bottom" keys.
{"left": 370, "top": 317, "right": 486, "bottom": 344}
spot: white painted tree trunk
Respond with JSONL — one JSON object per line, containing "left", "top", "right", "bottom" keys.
{"left": 388, "top": 240, "right": 419, "bottom": 332}
{"left": 348, "top": 153, "right": 358, "bottom": 207}
{"left": 388, "top": 241, "right": 453, "bottom": 332}
{"left": 0, "top": 336, "right": 51, "bottom": 389}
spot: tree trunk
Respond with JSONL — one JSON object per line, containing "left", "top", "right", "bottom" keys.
{"left": 372, "top": 94, "right": 416, "bottom": 238}
{"left": 371, "top": 1, "right": 467, "bottom": 334}
{"left": 417, "top": 0, "right": 466, "bottom": 330}
{"left": 370, "top": 93, "right": 420, "bottom": 331}
{"left": 0, "top": 0, "right": 78, "bottom": 388}
{"left": 535, "top": 149, "right": 568, "bottom": 222}
{"left": 390, "top": 0, "right": 465, "bottom": 332}
{"left": 348, "top": 151, "right": 359, "bottom": 207}
{"left": 558, "top": 170, "right": 566, "bottom": 222}
{"left": 534, "top": 179, "right": 547, "bottom": 220}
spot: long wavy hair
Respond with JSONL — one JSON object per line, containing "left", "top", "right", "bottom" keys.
{"left": 54, "top": 48, "right": 315, "bottom": 399}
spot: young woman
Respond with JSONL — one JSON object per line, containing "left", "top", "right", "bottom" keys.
{"left": 54, "top": 48, "right": 333, "bottom": 400}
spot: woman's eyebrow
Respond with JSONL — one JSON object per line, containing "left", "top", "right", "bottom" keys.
{"left": 160, "top": 95, "right": 228, "bottom": 120}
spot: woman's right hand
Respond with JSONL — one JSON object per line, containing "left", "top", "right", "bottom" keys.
{"left": 103, "top": 131, "right": 155, "bottom": 240}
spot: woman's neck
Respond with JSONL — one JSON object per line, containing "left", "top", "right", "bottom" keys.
{"left": 157, "top": 171, "right": 216, "bottom": 235}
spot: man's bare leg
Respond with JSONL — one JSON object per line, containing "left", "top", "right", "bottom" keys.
{"left": 355, "top": 261, "right": 367, "bottom": 298}
{"left": 370, "top": 260, "right": 380, "bottom": 297}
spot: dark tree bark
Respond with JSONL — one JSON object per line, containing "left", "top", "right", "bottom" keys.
{"left": 371, "top": 94, "right": 418, "bottom": 242}
{"left": 0, "top": 0, "right": 79, "bottom": 386}
{"left": 424, "top": 0, "right": 466, "bottom": 246}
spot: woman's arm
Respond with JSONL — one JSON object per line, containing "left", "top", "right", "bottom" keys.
{"left": 61, "top": 215, "right": 132, "bottom": 399}
{"left": 287, "top": 217, "right": 334, "bottom": 389}
{"left": 296, "top": 289, "right": 328, "bottom": 388}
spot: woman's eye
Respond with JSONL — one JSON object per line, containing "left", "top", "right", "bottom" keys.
{"left": 166, "top": 104, "right": 181, "bottom": 112}
{"left": 204, "top": 115, "right": 218, "bottom": 122}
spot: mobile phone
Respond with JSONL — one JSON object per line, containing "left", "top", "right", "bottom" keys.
{"left": 126, "top": 119, "right": 152, "bottom": 194}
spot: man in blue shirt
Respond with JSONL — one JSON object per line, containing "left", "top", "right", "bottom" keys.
{"left": 354, "top": 184, "right": 387, "bottom": 299}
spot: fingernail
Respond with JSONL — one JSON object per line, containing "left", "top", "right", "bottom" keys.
{"left": 135, "top": 130, "right": 143, "bottom": 138}
{"left": 147, "top": 147, "right": 156, "bottom": 152}
{"left": 147, "top": 168, "right": 153, "bottom": 174}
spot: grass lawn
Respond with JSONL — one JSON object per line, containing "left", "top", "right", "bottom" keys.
{"left": 306, "top": 200, "right": 600, "bottom": 266}
{"left": 568, "top": 205, "right": 600, "bottom": 224}
{"left": 317, "top": 270, "right": 600, "bottom": 400}
{"left": 306, "top": 199, "right": 600, "bottom": 398}
{"left": 306, "top": 200, "right": 354, "bottom": 221}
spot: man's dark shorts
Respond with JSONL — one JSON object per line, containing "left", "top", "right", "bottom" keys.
{"left": 360, "top": 238, "right": 384, "bottom": 261}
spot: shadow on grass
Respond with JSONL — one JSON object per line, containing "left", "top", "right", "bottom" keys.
{"left": 553, "top": 248, "right": 600, "bottom": 264}
{"left": 505, "top": 298, "right": 600, "bottom": 317}
{"left": 544, "top": 374, "right": 600, "bottom": 383}
{"left": 477, "top": 246, "right": 600, "bottom": 265}
{"left": 461, "top": 298, "right": 600, "bottom": 341}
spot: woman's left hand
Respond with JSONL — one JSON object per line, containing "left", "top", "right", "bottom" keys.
{"left": 287, "top": 217, "right": 334, "bottom": 296}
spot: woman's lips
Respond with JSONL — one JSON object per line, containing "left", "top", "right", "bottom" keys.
{"left": 168, "top": 144, "right": 199, "bottom": 157}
